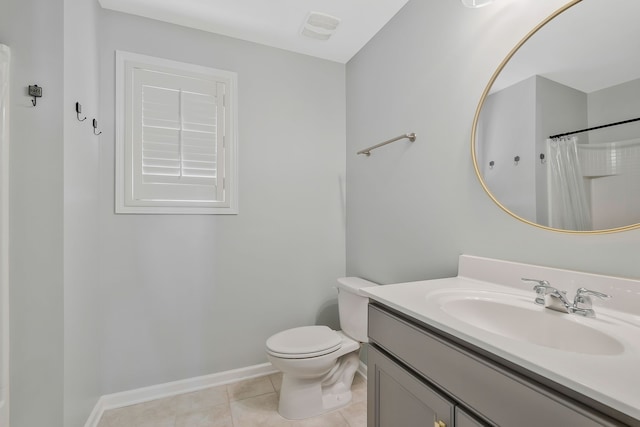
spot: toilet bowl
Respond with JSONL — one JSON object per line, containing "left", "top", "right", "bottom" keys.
{"left": 265, "top": 277, "right": 377, "bottom": 420}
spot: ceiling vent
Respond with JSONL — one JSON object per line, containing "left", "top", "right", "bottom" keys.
{"left": 301, "top": 11, "right": 341, "bottom": 41}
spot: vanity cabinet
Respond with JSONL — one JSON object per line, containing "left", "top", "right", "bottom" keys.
{"left": 367, "top": 345, "right": 456, "bottom": 427}
{"left": 367, "top": 303, "right": 625, "bottom": 427}
{"left": 368, "top": 345, "right": 486, "bottom": 427}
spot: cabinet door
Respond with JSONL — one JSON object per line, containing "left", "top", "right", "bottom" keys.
{"left": 455, "top": 408, "right": 487, "bottom": 427}
{"left": 368, "top": 346, "right": 454, "bottom": 427}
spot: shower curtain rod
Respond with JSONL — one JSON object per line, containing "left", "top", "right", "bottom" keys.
{"left": 549, "top": 117, "right": 640, "bottom": 139}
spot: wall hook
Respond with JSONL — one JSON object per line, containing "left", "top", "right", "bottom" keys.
{"left": 489, "top": 160, "right": 495, "bottom": 169}
{"left": 75, "top": 102, "right": 86, "bottom": 121}
{"left": 514, "top": 155, "right": 520, "bottom": 166}
{"left": 540, "top": 153, "right": 546, "bottom": 164}
{"left": 92, "top": 118, "right": 102, "bottom": 135}
{"left": 28, "top": 85, "right": 42, "bottom": 107}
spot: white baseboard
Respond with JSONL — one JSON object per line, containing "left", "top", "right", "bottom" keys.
{"left": 84, "top": 362, "right": 278, "bottom": 427}
{"left": 85, "top": 360, "right": 369, "bottom": 427}
{"left": 357, "top": 360, "right": 367, "bottom": 380}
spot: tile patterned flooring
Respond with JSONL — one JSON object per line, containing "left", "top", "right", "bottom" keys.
{"left": 97, "top": 372, "right": 367, "bottom": 427}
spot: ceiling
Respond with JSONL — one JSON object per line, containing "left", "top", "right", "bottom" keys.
{"left": 97, "top": 0, "right": 411, "bottom": 63}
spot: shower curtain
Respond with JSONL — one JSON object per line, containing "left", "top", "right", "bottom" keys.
{"left": 547, "top": 137, "right": 592, "bottom": 231}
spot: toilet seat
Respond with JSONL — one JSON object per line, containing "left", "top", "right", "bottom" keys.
{"left": 266, "top": 326, "right": 342, "bottom": 359}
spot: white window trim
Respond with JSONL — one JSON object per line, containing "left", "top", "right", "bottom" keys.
{"left": 115, "top": 51, "right": 238, "bottom": 214}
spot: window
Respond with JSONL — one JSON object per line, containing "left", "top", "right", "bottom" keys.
{"left": 116, "top": 51, "right": 238, "bottom": 214}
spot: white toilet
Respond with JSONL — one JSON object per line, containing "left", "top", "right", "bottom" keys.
{"left": 265, "top": 277, "right": 377, "bottom": 420}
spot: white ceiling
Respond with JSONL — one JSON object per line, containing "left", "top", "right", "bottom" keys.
{"left": 97, "top": 0, "right": 411, "bottom": 63}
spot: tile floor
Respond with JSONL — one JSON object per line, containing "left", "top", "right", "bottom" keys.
{"left": 97, "top": 372, "right": 367, "bottom": 427}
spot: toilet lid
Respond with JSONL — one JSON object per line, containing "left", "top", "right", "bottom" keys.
{"left": 266, "top": 326, "right": 342, "bottom": 359}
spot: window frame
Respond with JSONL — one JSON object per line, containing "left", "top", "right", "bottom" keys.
{"left": 115, "top": 51, "right": 238, "bottom": 214}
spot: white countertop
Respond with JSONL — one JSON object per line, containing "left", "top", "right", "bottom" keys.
{"left": 361, "top": 256, "right": 640, "bottom": 422}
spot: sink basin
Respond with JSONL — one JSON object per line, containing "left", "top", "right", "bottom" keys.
{"left": 434, "top": 291, "right": 625, "bottom": 356}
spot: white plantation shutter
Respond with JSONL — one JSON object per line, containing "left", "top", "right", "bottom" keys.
{"left": 141, "top": 88, "right": 219, "bottom": 181}
{"left": 116, "top": 52, "right": 237, "bottom": 214}
{"left": 132, "top": 69, "right": 225, "bottom": 202}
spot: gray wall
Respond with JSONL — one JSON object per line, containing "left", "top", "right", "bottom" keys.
{"left": 97, "top": 9, "right": 346, "bottom": 394}
{"left": 2, "top": 0, "right": 346, "bottom": 424}
{"left": 0, "top": 0, "right": 65, "bottom": 426}
{"left": 346, "top": 0, "right": 640, "bottom": 285}
{"left": 64, "top": 0, "right": 102, "bottom": 425}
{"left": 588, "top": 77, "right": 640, "bottom": 143}
{"left": 478, "top": 76, "right": 536, "bottom": 223}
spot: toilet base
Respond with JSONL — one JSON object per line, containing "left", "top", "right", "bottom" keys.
{"left": 277, "top": 351, "right": 360, "bottom": 420}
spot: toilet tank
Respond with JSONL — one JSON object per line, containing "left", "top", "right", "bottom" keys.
{"left": 337, "top": 277, "right": 378, "bottom": 343}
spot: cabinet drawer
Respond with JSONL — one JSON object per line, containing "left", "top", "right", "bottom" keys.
{"left": 368, "top": 304, "right": 621, "bottom": 427}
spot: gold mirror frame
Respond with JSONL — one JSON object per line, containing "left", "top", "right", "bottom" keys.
{"left": 471, "top": 0, "right": 640, "bottom": 234}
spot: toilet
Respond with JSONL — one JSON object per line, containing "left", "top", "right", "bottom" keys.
{"left": 265, "top": 277, "right": 377, "bottom": 420}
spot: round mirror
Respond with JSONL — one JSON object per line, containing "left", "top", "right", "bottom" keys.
{"left": 472, "top": 0, "right": 640, "bottom": 233}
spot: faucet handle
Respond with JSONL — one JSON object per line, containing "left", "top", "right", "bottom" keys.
{"left": 521, "top": 278, "right": 551, "bottom": 288}
{"left": 573, "top": 287, "right": 611, "bottom": 309}
{"left": 521, "top": 278, "right": 553, "bottom": 305}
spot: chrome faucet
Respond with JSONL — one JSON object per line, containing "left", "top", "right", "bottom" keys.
{"left": 544, "top": 287, "right": 574, "bottom": 313}
{"left": 521, "top": 279, "right": 611, "bottom": 318}
{"left": 572, "top": 287, "right": 611, "bottom": 318}
{"left": 522, "top": 278, "right": 553, "bottom": 305}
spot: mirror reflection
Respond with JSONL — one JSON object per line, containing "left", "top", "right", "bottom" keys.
{"left": 474, "top": 0, "right": 640, "bottom": 232}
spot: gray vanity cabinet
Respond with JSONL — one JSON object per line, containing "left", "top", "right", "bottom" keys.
{"left": 367, "top": 303, "right": 624, "bottom": 427}
{"left": 367, "top": 345, "right": 456, "bottom": 427}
